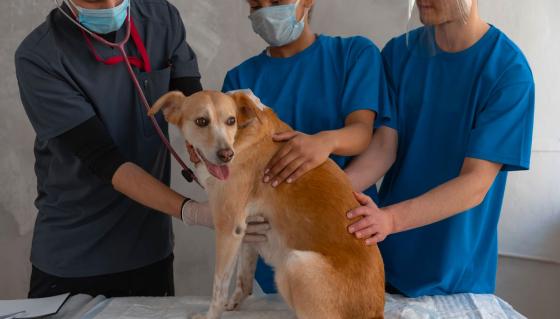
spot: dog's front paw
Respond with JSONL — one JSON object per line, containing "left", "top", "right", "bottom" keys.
{"left": 225, "top": 299, "right": 239, "bottom": 311}
{"left": 190, "top": 313, "right": 207, "bottom": 319}
{"left": 225, "top": 289, "right": 250, "bottom": 311}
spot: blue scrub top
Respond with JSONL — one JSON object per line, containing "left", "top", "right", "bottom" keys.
{"left": 222, "top": 34, "right": 394, "bottom": 293}
{"left": 378, "top": 26, "right": 535, "bottom": 297}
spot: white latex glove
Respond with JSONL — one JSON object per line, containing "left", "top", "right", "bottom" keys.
{"left": 181, "top": 200, "right": 270, "bottom": 243}
{"left": 182, "top": 200, "right": 213, "bottom": 228}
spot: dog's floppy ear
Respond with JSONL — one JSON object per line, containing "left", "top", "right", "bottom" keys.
{"left": 229, "top": 91, "right": 264, "bottom": 128}
{"left": 148, "top": 91, "right": 186, "bottom": 125}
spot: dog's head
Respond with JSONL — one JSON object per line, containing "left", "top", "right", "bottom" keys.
{"left": 149, "top": 90, "right": 266, "bottom": 181}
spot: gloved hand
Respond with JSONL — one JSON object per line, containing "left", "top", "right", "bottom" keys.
{"left": 182, "top": 200, "right": 213, "bottom": 228}
{"left": 181, "top": 200, "right": 270, "bottom": 243}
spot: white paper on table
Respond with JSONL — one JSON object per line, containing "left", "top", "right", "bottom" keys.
{"left": 0, "top": 293, "right": 70, "bottom": 318}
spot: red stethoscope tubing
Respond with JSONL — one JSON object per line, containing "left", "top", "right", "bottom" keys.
{"left": 55, "top": 1, "right": 201, "bottom": 187}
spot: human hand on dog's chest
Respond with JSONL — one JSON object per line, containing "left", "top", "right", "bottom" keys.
{"left": 182, "top": 201, "right": 270, "bottom": 243}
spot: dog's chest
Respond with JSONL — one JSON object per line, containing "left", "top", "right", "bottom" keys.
{"left": 255, "top": 228, "right": 290, "bottom": 267}
{"left": 246, "top": 201, "right": 291, "bottom": 267}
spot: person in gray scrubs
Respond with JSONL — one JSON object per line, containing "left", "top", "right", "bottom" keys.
{"left": 15, "top": 0, "right": 267, "bottom": 298}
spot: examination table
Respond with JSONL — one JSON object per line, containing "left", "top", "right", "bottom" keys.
{"left": 45, "top": 292, "right": 525, "bottom": 319}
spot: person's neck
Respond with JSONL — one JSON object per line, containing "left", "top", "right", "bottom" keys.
{"left": 268, "top": 27, "right": 316, "bottom": 58}
{"left": 435, "top": 12, "right": 489, "bottom": 53}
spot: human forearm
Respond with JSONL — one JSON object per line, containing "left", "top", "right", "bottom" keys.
{"left": 264, "top": 110, "right": 374, "bottom": 186}
{"left": 112, "top": 163, "right": 269, "bottom": 242}
{"left": 385, "top": 159, "right": 502, "bottom": 233}
{"left": 112, "top": 162, "right": 185, "bottom": 218}
{"left": 345, "top": 126, "right": 398, "bottom": 192}
{"left": 324, "top": 109, "right": 375, "bottom": 156}
{"left": 324, "top": 122, "right": 372, "bottom": 156}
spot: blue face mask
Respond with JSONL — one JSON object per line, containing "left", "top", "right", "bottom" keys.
{"left": 249, "top": 0, "right": 307, "bottom": 47}
{"left": 66, "top": 0, "right": 130, "bottom": 34}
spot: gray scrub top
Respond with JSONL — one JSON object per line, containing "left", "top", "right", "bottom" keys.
{"left": 15, "top": 0, "right": 200, "bottom": 277}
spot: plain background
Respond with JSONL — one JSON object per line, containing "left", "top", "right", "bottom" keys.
{"left": 0, "top": 1, "right": 558, "bottom": 318}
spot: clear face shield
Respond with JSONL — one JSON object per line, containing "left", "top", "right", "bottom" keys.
{"left": 406, "top": 0, "right": 474, "bottom": 56}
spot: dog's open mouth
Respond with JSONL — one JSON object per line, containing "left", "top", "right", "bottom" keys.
{"left": 198, "top": 149, "right": 230, "bottom": 181}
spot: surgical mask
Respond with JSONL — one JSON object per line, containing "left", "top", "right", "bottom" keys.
{"left": 249, "top": 0, "right": 307, "bottom": 47}
{"left": 65, "top": 0, "right": 130, "bottom": 34}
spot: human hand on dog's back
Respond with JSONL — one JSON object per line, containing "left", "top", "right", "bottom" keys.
{"left": 264, "top": 110, "right": 375, "bottom": 187}
{"left": 347, "top": 192, "right": 395, "bottom": 245}
{"left": 264, "top": 131, "right": 333, "bottom": 187}
{"left": 182, "top": 200, "right": 270, "bottom": 243}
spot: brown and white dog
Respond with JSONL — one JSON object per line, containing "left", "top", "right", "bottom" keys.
{"left": 149, "top": 90, "right": 385, "bottom": 319}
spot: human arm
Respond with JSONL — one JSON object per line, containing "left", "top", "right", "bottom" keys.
{"left": 347, "top": 158, "right": 502, "bottom": 244}
{"left": 264, "top": 109, "right": 375, "bottom": 187}
{"left": 344, "top": 126, "right": 398, "bottom": 192}
{"left": 264, "top": 38, "right": 394, "bottom": 186}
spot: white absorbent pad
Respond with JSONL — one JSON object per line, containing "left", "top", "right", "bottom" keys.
{"left": 84, "top": 293, "right": 526, "bottom": 319}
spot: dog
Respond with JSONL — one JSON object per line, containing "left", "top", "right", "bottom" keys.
{"left": 149, "top": 90, "right": 385, "bottom": 319}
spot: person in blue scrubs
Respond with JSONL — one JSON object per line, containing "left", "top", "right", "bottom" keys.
{"left": 223, "top": 0, "right": 395, "bottom": 293}
{"left": 345, "top": 0, "right": 535, "bottom": 297}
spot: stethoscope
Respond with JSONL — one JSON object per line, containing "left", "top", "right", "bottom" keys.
{"left": 53, "top": 0, "right": 202, "bottom": 188}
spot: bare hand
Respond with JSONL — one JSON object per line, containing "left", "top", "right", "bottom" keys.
{"left": 264, "top": 131, "right": 333, "bottom": 187}
{"left": 347, "top": 192, "right": 395, "bottom": 245}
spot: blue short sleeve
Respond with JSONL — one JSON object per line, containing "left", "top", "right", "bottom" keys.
{"left": 15, "top": 53, "right": 95, "bottom": 141}
{"left": 341, "top": 38, "right": 394, "bottom": 128}
{"left": 167, "top": 3, "right": 200, "bottom": 79}
{"left": 221, "top": 70, "right": 240, "bottom": 92}
{"left": 466, "top": 63, "right": 535, "bottom": 171}
{"left": 380, "top": 39, "right": 400, "bottom": 130}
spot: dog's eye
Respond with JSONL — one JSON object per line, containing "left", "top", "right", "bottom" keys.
{"left": 226, "top": 117, "right": 236, "bottom": 126}
{"left": 195, "top": 117, "right": 209, "bottom": 127}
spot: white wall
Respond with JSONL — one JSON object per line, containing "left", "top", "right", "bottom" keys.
{"left": 0, "top": 1, "right": 558, "bottom": 318}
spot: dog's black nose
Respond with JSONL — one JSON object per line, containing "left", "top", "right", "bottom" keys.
{"left": 217, "top": 148, "right": 234, "bottom": 163}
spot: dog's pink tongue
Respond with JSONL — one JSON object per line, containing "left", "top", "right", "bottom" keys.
{"left": 207, "top": 163, "right": 230, "bottom": 180}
